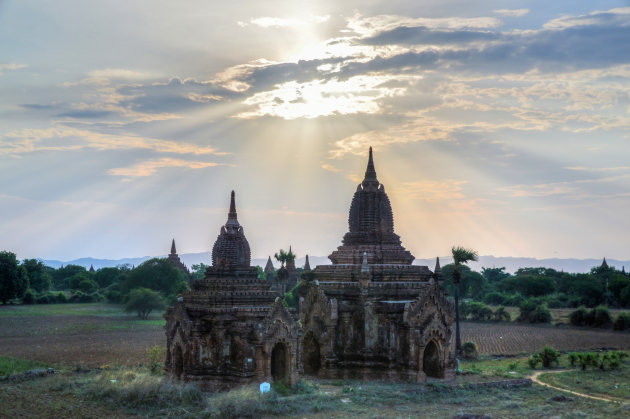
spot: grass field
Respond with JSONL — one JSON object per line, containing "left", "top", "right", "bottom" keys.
{"left": 1, "top": 302, "right": 630, "bottom": 417}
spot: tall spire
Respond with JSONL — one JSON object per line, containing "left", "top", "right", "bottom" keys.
{"left": 362, "top": 146, "right": 378, "bottom": 186}
{"left": 171, "top": 239, "right": 177, "bottom": 255}
{"left": 228, "top": 190, "right": 237, "bottom": 220}
{"left": 601, "top": 257, "right": 609, "bottom": 269}
{"left": 304, "top": 254, "right": 311, "bottom": 271}
{"left": 433, "top": 257, "right": 442, "bottom": 280}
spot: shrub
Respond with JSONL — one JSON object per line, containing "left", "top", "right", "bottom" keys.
{"left": 461, "top": 341, "right": 479, "bottom": 360}
{"left": 539, "top": 346, "right": 560, "bottom": 368}
{"left": 22, "top": 289, "right": 35, "bottom": 304}
{"left": 468, "top": 302, "right": 493, "bottom": 321}
{"left": 518, "top": 300, "right": 551, "bottom": 323}
{"left": 147, "top": 346, "right": 166, "bottom": 375}
{"left": 528, "top": 305, "right": 552, "bottom": 323}
{"left": 105, "top": 289, "right": 123, "bottom": 303}
{"left": 570, "top": 306, "right": 588, "bottom": 326}
{"left": 484, "top": 291, "right": 505, "bottom": 305}
{"left": 570, "top": 306, "right": 613, "bottom": 328}
{"left": 492, "top": 306, "right": 511, "bottom": 322}
{"left": 613, "top": 312, "right": 630, "bottom": 331}
{"left": 35, "top": 294, "right": 50, "bottom": 304}
{"left": 77, "top": 279, "right": 98, "bottom": 293}
{"left": 55, "top": 292, "right": 68, "bottom": 303}
{"left": 69, "top": 291, "right": 102, "bottom": 303}
{"left": 592, "top": 306, "right": 613, "bottom": 328}
{"left": 124, "top": 288, "right": 166, "bottom": 319}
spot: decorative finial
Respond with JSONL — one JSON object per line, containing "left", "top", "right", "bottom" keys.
{"left": 228, "top": 190, "right": 237, "bottom": 220}
{"left": 171, "top": 239, "right": 177, "bottom": 255}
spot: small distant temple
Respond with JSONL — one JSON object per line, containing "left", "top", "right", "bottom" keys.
{"left": 165, "top": 148, "right": 455, "bottom": 390}
{"left": 168, "top": 239, "right": 190, "bottom": 277}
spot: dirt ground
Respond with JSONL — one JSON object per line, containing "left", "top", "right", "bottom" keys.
{"left": 1, "top": 310, "right": 629, "bottom": 368}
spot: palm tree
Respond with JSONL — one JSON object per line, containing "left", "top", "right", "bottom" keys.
{"left": 451, "top": 246, "right": 478, "bottom": 355}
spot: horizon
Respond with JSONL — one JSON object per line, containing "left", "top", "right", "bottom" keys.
{"left": 2, "top": 1, "right": 629, "bottom": 262}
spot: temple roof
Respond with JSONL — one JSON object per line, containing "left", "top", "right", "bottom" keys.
{"left": 170, "top": 239, "right": 177, "bottom": 255}
{"left": 328, "top": 147, "right": 414, "bottom": 265}
{"left": 264, "top": 256, "right": 274, "bottom": 273}
{"left": 304, "top": 254, "right": 311, "bottom": 271}
{"left": 211, "top": 191, "right": 251, "bottom": 268}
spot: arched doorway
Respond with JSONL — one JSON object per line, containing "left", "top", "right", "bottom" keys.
{"left": 173, "top": 345, "right": 184, "bottom": 379}
{"left": 422, "top": 340, "right": 443, "bottom": 378}
{"left": 271, "top": 342, "right": 288, "bottom": 384}
{"left": 303, "top": 332, "right": 321, "bottom": 375}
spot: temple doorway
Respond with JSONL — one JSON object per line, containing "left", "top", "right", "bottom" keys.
{"left": 173, "top": 345, "right": 184, "bottom": 379}
{"left": 271, "top": 342, "right": 288, "bottom": 384}
{"left": 303, "top": 332, "right": 321, "bottom": 375}
{"left": 422, "top": 340, "right": 443, "bottom": 378}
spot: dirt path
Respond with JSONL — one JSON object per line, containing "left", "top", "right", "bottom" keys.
{"left": 530, "top": 370, "right": 622, "bottom": 403}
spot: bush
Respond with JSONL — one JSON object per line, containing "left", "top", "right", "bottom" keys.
{"left": 77, "top": 279, "right": 98, "bottom": 293}
{"left": 614, "top": 312, "right": 630, "bottom": 331}
{"left": 529, "top": 346, "right": 560, "bottom": 369}
{"left": 483, "top": 291, "right": 505, "bottom": 305}
{"left": 539, "top": 346, "right": 560, "bottom": 368}
{"left": 35, "top": 294, "right": 50, "bottom": 304}
{"left": 55, "top": 292, "right": 68, "bottom": 303}
{"left": 570, "top": 306, "right": 588, "bottom": 326}
{"left": 124, "top": 288, "right": 166, "bottom": 319}
{"left": 22, "top": 289, "right": 35, "bottom": 304}
{"left": 492, "top": 306, "right": 511, "bottom": 322}
{"left": 468, "top": 302, "right": 493, "bottom": 321}
{"left": 461, "top": 341, "right": 478, "bottom": 360}
{"left": 105, "top": 289, "right": 123, "bottom": 303}
{"left": 570, "top": 306, "right": 613, "bottom": 328}
{"left": 517, "top": 300, "right": 551, "bottom": 323}
{"left": 69, "top": 291, "right": 103, "bottom": 303}
{"left": 592, "top": 306, "right": 613, "bottom": 328}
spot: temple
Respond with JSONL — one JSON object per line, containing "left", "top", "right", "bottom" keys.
{"left": 167, "top": 239, "right": 190, "bottom": 277}
{"left": 164, "top": 191, "right": 300, "bottom": 390}
{"left": 301, "top": 147, "right": 455, "bottom": 380}
{"left": 165, "top": 148, "right": 455, "bottom": 389}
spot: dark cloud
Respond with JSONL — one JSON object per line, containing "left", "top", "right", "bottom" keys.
{"left": 57, "top": 110, "right": 115, "bottom": 119}
{"left": 20, "top": 104, "right": 54, "bottom": 110}
{"left": 363, "top": 26, "right": 499, "bottom": 46}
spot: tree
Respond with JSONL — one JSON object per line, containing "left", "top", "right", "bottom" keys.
{"left": 451, "top": 246, "right": 478, "bottom": 355}
{"left": 124, "top": 288, "right": 166, "bottom": 319}
{"left": 121, "top": 258, "right": 188, "bottom": 302}
{"left": 441, "top": 264, "right": 486, "bottom": 299}
{"left": 21, "top": 259, "right": 52, "bottom": 293}
{"left": 481, "top": 267, "right": 510, "bottom": 283}
{"left": 0, "top": 251, "right": 28, "bottom": 304}
{"left": 51, "top": 264, "right": 87, "bottom": 290}
{"left": 94, "top": 267, "right": 126, "bottom": 289}
{"left": 274, "top": 248, "right": 296, "bottom": 267}
{"left": 191, "top": 263, "right": 209, "bottom": 281}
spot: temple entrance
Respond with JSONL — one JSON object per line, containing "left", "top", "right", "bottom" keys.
{"left": 303, "top": 332, "right": 321, "bottom": 375}
{"left": 173, "top": 345, "right": 184, "bottom": 379}
{"left": 422, "top": 340, "right": 443, "bottom": 378}
{"left": 271, "top": 342, "right": 288, "bottom": 384}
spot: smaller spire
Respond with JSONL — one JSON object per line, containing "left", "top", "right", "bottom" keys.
{"left": 171, "top": 239, "right": 177, "bottom": 255}
{"left": 433, "top": 257, "right": 441, "bottom": 280}
{"left": 228, "top": 190, "right": 237, "bottom": 220}
{"left": 304, "top": 254, "right": 311, "bottom": 271}
{"left": 89, "top": 264, "right": 95, "bottom": 273}
{"left": 264, "top": 256, "right": 274, "bottom": 273}
{"left": 601, "top": 257, "right": 609, "bottom": 269}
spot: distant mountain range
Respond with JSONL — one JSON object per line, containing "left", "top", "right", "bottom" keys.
{"left": 42, "top": 253, "right": 629, "bottom": 274}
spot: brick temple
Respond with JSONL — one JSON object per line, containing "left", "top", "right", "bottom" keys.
{"left": 164, "top": 148, "right": 455, "bottom": 389}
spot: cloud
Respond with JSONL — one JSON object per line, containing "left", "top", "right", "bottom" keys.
{"left": 396, "top": 180, "right": 468, "bottom": 202}
{"left": 0, "top": 127, "right": 225, "bottom": 156}
{"left": 108, "top": 158, "right": 223, "bottom": 177}
{"left": 62, "top": 68, "right": 156, "bottom": 86}
{"left": 247, "top": 14, "right": 330, "bottom": 28}
{"left": 494, "top": 9, "right": 529, "bottom": 17}
{"left": 0, "top": 62, "right": 28, "bottom": 75}
{"left": 565, "top": 166, "right": 630, "bottom": 172}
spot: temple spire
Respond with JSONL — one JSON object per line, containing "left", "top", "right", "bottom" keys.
{"left": 171, "top": 239, "right": 177, "bottom": 255}
{"left": 228, "top": 190, "right": 237, "bottom": 220}
{"left": 601, "top": 257, "right": 609, "bottom": 269}
{"left": 304, "top": 254, "right": 311, "bottom": 271}
{"left": 363, "top": 146, "right": 378, "bottom": 184}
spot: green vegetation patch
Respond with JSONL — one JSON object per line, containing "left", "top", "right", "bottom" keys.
{"left": 0, "top": 357, "right": 50, "bottom": 377}
{"left": 0, "top": 303, "right": 125, "bottom": 317}
{"left": 459, "top": 356, "right": 532, "bottom": 379}
{"left": 538, "top": 363, "right": 630, "bottom": 400}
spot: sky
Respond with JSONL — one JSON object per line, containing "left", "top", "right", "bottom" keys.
{"left": 1, "top": 1, "right": 629, "bottom": 262}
